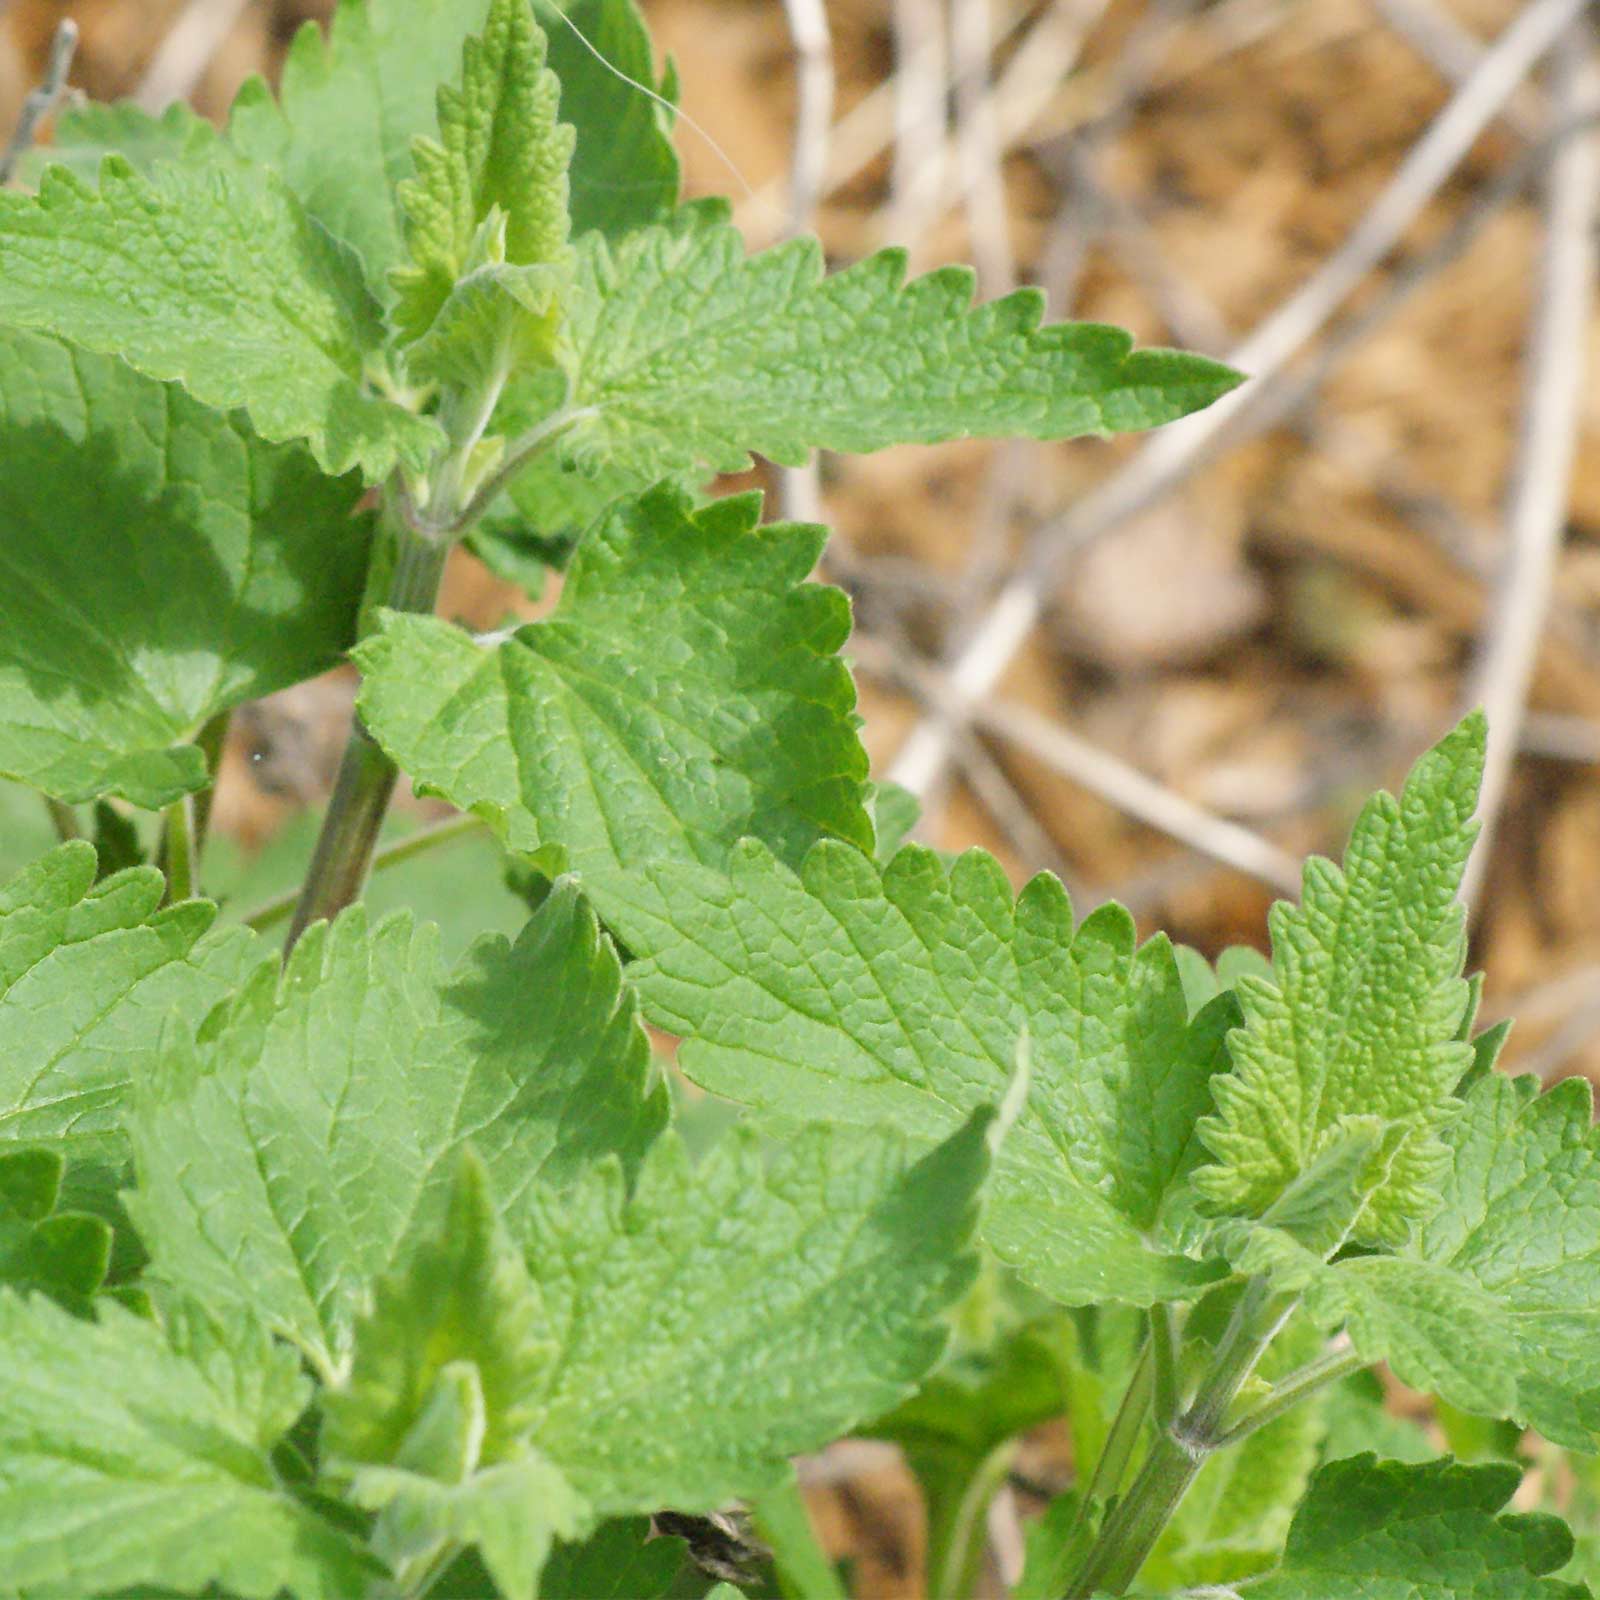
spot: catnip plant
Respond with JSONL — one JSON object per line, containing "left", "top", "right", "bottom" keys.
{"left": 0, "top": 0, "right": 1591, "bottom": 1596}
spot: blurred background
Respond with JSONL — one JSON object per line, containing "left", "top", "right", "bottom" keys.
{"left": 1, "top": 0, "right": 1597, "bottom": 1588}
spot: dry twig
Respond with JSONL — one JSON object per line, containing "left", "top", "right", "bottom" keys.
{"left": 888, "top": 0, "right": 1591, "bottom": 801}
{"left": 1462, "top": 27, "right": 1600, "bottom": 905}
{"left": 135, "top": 0, "right": 255, "bottom": 112}
{"left": 0, "top": 20, "right": 80, "bottom": 187}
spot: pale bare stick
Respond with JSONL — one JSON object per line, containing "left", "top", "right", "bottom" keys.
{"left": 1462, "top": 28, "right": 1600, "bottom": 906}
{"left": 888, "top": 0, "right": 1590, "bottom": 800}
{"left": 976, "top": 698, "right": 1304, "bottom": 897}
{"left": 776, "top": 0, "right": 835, "bottom": 526}
{"left": 951, "top": 0, "right": 1015, "bottom": 294}
{"left": 888, "top": 0, "right": 950, "bottom": 252}
{"left": 1375, "top": 0, "right": 1545, "bottom": 138}
{"left": 739, "top": 0, "right": 1033, "bottom": 235}
{"left": 135, "top": 0, "right": 253, "bottom": 112}
{"left": 779, "top": 0, "right": 835, "bottom": 239}
{"left": 0, "top": 20, "right": 79, "bottom": 187}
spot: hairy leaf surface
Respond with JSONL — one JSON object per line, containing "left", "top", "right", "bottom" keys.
{"left": 1196, "top": 716, "right": 1484, "bottom": 1242}
{"left": 0, "top": 1294, "right": 377, "bottom": 1597}
{"left": 540, "top": 0, "right": 679, "bottom": 239}
{"left": 127, "top": 885, "right": 664, "bottom": 1377}
{"left": 511, "top": 207, "right": 1240, "bottom": 495}
{"left": 0, "top": 158, "right": 435, "bottom": 479}
{"left": 227, "top": 0, "right": 670, "bottom": 300}
{"left": 391, "top": 0, "right": 574, "bottom": 360}
{"left": 0, "top": 843, "right": 255, "bottom": 1156}
{"left": 327, "top": 1152, "right": 587, "bottom": 1600}
{"left": 1413, "top": 1071, "right": 1600, "bottom": 1448}
{"left": 356, "top": 485, "right": 872, "bottom": 938}
{"left": 508, "top": 1113, "right": 991, "bottom": 1511}
{"left": 0, "top": 330, "right": 373, "bottom": 806}
{"left": 626, "top": 838, "right": 1235, "bottom": 1305}
{"left": 1246, "top": 1454, "right": 1584, "bottom": 1599}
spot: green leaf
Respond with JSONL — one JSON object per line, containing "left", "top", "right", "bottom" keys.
{"left": 1196, "top": 715, "right": 1485, "bottom": 1244}
{"left": 1281, "top": 1249, "right": 1517, "bottom": 1422}
{"left": 228, "top": 0, "right": 496, "bottom": 286}
{"left": 325, "top": 1150, "right": 550, "bottom": 1471}
{"left": 227, "top": 0, "right": 663, "bottom": 307}
{"left": 0, "top": 1145, "right": 110, "bottom": 1305}
{"left": 126, "top": 883, "right": 665, "bottom": 1378}
{"left": 356, "top": 485, "right": 873, "bottom": 940}
{"left": 354, "top": 1454, "right": 588, "bottom": 1600}
{"left": 1412, "top": 1071, "right": 1600, "bottom": 1449}
{"left": 391, "top": 0, "right": 574, "bottom": 360}
{"left": 0, "top": 158, "right": 436, "bottom": 480}
{"left": 507, "top": 1111, "right": 992, "bottom": 1513}
{"left": 20, "top": 99, "right": 222, "bottom": 184}
{"left": 540, "top": 0, "right": 680, "bottom": 239}
{"left": 1246, "top": 1454, "right": 1586, "bottom": 1599}
{"left": 509, "top": 206, "right": 1240, "bottom": 494}
{"left": 538, "top": 1517, "right": 698, "bottom": 1599}
{"left": 0, "top": 1292, "right": 378, "bottom": 1598}
{"left": 0, "top": 329, "right": 374, "bottom": 807}
{"left": 326, "top": 1152, "right": 587, "bottom": 1599}
{"left": 0, "top": 843, "right": 256, "bottom": 1156}
{"left": 626, "top": 838, "right": 1232, "bottom": 1306}
{"left": 1229, "top": 1067, "right": 1600, "bottom": 1443}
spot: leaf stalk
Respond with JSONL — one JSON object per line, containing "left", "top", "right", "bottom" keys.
{"left": 1063, "top": 1282, "right": 1298, "bottom": 1598}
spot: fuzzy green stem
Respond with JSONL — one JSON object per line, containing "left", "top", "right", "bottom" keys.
{"left": 1071, "top": 1335, "right": 1155, "bottom": 1543}
{"left": 43, "top": 796, "right": 80, "bottom": 843}
{"left": 190, "top": 709, "right": 231, "bottom": 867}
{"left": 1151, "top": 1304, "right": 1181, "bottom": 1431}
{"left": 1064, "top": 1282, "right": 1294, "bottom": 1598}
{"left": 160, "top": 795, "right": 196, "bottom": 904}
{"left": 1210, "top": 1343, "right": 1366, "bottom": 1451}
{"left": 284, "top": 508, "right": 450, "bottom": 954}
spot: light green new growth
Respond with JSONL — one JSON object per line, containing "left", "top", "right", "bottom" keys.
{"left": 0, "top": 1293, "right": 377, "bottom": 1597}
{"left": 391, "top": 0, "right": 575, "bottom": 370}
{"left": 326, "top": 1150, "right": 586, "bottom": 1600}
{"left": 0, "top": 843, "right": 255, "bottom": 1156}
{"left": 325, "top": 1151, "right": 551, "bottom": 1470}
{"left": 22, "top": 98, "right": 222, "bottom": 182}
{"left": 0, "top": 328, "right": 373, "bottom": 808}
{"left": 230, "top": 0, "right": 497, "bottom": 289}
{"left": 126, "top": 885, "right": 664, "bottom": 1379}
{"left": 355, "top": 484, "right": 872, "bottom": 937}
{"left": 1246, "top": 1454, "right": 1584, "bottom": 1599}
{"left": 0, "top": 158, "right": 437, "bottom": 480}
{"left": 623, "top": 837, "right": 1234, "bottom": 1306}
{"left": 509, "top": 204, "right": 1241, "bottom": 502}
{"left": 1196, "top": 713, "right": 1485, "bottom": 1243}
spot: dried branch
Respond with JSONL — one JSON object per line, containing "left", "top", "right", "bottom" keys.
{"left": 951, "top": 0, "right": 1015, "bottom": 294}
{"left": 888, "top": 0, "right": 1591, "bottom": 800}
{"left": 777, "top": 0, "right": 835, "bottom": 526}
{"left": 0, "top": 20, "right": 80, "bottom": 187}
{"left": 976, "top": 699, "right": 1304, "bottom": 897}
{"left": 135, "top": 0, "right": 254, "bottom": 113}
{"left": 1462, "top": 27, "right": 1600, "bottom": 906}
